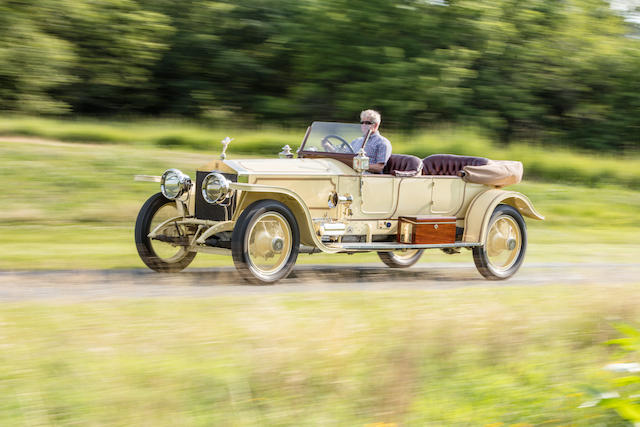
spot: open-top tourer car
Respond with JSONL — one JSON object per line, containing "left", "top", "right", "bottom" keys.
{"left": 135, "top": 122, "right": 543, "bottom": 284}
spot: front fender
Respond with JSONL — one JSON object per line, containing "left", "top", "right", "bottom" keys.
{"left": 462, "top": 189, "right": 544, "bottom": 243}
{"left": 229, "top": 182, "right": 340, "bottom": 253}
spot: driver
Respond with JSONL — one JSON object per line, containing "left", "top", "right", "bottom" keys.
{"left": 350, "top": 109, "right": 392, "bottom": 174}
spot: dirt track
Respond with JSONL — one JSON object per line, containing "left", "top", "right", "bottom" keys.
{"left": 0, "top": 263, "right": 638, "bottom": 301}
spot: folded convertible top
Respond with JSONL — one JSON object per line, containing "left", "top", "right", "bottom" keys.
{"left": 461, "top": 160, "right": 523, "bottom": 187}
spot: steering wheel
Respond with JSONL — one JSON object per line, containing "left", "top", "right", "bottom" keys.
{"left": 321, "top": 135, "right": 354, "bottom": 154}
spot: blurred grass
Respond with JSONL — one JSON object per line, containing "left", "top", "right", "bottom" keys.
{"left": 0, "top": 116, "right": 302, "bottom": 154}
{"left": 1, "top": 133, "right": 640, "bottom": 269}
{"left": 1, "top": 119, "right": 639, "bottom": 425}
{"left": 1, "top": 285, "right": 639, "bottom": 424}
{"left": 394, "top": 127, "right": 640, "bottom": 190}
{"left": 2, "top": 116, "right": 639, "bottom": 188}
{"left": 3, "top": 224, "right": 639, "bottom": 270}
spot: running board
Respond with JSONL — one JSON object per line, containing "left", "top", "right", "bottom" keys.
{"left": 327, "top": 242, "right": 482, "bottom": 251}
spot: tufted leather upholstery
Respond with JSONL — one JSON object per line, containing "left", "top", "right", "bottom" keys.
{"left": 422, "top": 154, "right": 489, "bottom": 176}
{"left": 383, "top": 154, "right": 423, "bottom": 176}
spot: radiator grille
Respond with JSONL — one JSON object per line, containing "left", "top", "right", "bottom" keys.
{"left": 194, "top": 171, "right": 237, "bottom": 221}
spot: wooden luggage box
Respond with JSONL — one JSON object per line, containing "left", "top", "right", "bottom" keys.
{"left": 397, "top": 216, "right": 457, "bottom": 244}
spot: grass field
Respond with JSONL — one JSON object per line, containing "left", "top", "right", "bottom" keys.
{"left": 1, "top": 130, "right": 640, "bottom": 269}
{"left": 1, "top": 285, "right": 639, "bottom": 425}
{"left": 1, "top": 116, "right": 640, "bottom": 189}
{"left": 2, "top": 118, "right": 639, "bottom": 425}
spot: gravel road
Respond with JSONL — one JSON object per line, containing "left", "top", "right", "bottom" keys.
{"left": 0, "top": 263, "right": 638, "bottom": 301}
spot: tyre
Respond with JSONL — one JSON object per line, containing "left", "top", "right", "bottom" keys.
{"left": 134, "top": 192, "right": 196, "bottom": 272}
{"left": 377, "top": 249, "right": 424, "bottom": 268}
{"left": 472, "top": 204, "right": 527, "bottom": 280}
{"left": 232, "top": 200, "right": 300, "bottom": 284}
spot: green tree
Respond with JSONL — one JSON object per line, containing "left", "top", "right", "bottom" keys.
{"left": 44, "top": 0, "right": 173, "bottom": 114}
{"left": 0, "top": 0, "right": 638, "bottom": 151}
{"left": 147, "top": 0, "right": 300, "bottom": 119}
{"left": 0, "top": 1, "right": 75, "bottom": 113}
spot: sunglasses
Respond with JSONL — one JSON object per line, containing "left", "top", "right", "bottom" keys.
{"left": 360, "top": 121, "right": 374, "bottom": 125}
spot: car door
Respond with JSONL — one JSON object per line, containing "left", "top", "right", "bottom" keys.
{"left": 393, "top": 176, "right": 433, "bottom": 216}
{"left": 430, "top": 176, "right": 466, "bottom": 215}
{"left": 360, "top": 175, "right": 396, "bottom": 215}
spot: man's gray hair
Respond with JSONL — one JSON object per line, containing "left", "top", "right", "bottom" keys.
{"left": 360, "top": 109, "right": 381, "bottom": 124}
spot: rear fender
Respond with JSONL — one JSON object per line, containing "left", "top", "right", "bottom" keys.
{"left": 462, "top": 189, "right": 544, "bottom": 244}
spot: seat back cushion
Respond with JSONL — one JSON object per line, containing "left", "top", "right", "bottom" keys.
{"left": 422, "top": 154, "right": 489, "bottom": 176}
{"left": 383, "top": 154, "right": 423, "bottom": 176}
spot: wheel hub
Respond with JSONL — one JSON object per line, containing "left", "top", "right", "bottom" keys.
{"left": 272, "top": 237, "right": 284, "bottom": 253}
{"left": 486, "top": 215, "right": 521, "bottom": 271}
{"left": 247, "top": 212, "right": 293, "bottom": 275}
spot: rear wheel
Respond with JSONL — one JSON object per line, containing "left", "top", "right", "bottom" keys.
{"left": 472, "top": 204, "right": 526, "bottom": 280}
{"left": 232, "top": 200, "right": 300, "bottom": 284}
{"left": 134, "top": 192, "right": 196, "bottom": 272}
{"left": 377, "top": 249, "right": 424, "bottom": 268}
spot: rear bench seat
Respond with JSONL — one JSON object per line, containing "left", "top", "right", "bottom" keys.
{"left": 421, "top": 154, "right": 489, "bottom": 176}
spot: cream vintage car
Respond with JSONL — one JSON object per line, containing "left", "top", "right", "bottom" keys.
{"left": 134, "top": 122, "right": 544, "bottom": 284}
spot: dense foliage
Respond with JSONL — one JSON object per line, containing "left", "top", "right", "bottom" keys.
{"left": 1, "top": 0, "right": 639, "bottom": 150}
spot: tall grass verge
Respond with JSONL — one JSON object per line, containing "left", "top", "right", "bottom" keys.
{"left": 1, "top": 285, "right": 639, "bottom": 424}
{"left": 1, "top": 117, "right": 639, "bottom": 189}
{"left": 2, "top": 136, "right": 640, "bottom": 269}
{"left": 394, "top": 127, "right": 640, "bottom": 189}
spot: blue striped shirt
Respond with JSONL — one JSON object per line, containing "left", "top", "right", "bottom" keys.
{"left": 351, "top": 132, "right": 392, "bottom": 165}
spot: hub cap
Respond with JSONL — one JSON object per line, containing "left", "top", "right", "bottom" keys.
{"left": 486, "top": 215, "right": 522, "bottom": 272}
{"left": 247, "top": 212, "right": 292, "bottom": 277}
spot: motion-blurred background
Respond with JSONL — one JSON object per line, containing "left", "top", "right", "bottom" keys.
{"left": 2, "top": 1, "right": 640, "bottom": 425}
{"left": 1, "top": 0, "right": 639, "bottom": 151}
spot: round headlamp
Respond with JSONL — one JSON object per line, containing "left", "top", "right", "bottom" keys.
{"left": 202, "top": 172, "right": 232, "bottom": 204}
{"left": 160, "top": 169, "right": 192, "bottom": 200}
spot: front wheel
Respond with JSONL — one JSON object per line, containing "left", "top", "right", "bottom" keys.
{"left": 472, "top": 204, "right": 527, "bottom": 280}
{"left": 232, "top": 200, "right": 300, "bottom": 285}
{"left": 377, "top": 249, "right": 424, "bottom": 268}
{"left": 135, "top": 192, "right": 196, "bottom": 273}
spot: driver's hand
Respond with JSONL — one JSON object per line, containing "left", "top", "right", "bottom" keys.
{"left": 321, "top": 138, "right": 336, "bottom": 152}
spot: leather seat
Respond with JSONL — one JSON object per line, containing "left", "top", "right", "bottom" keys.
{"left": 383, "top": 154, "right": 423, "bottom": 176}
{"left": 422, "top": 154, "right": 489, "bottom": 176}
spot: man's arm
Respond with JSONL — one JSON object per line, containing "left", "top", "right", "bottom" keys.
{"left": 367, "top": 138, "right": 391, "bottom": 174}
{"left": 368, "top": 162, "right": 385, "bottom": 174}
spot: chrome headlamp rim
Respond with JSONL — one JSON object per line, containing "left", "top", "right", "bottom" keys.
{"left": 160, "top": 168, "right": 192, "bottom": 200}
{"left": 202, "top": 172, "right": 233, "bottom": 204}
